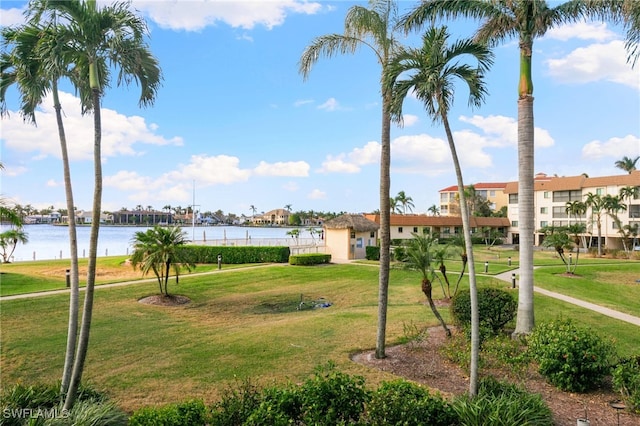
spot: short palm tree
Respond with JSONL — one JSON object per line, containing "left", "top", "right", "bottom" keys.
{"left": 299, "top": 0, "right": 403, "bottom": 359}
{"left": 615, "top": 155, "right": 639, "bottom": 173}
{"left": 402, "top": 233, "right": 451, "bottom": 337}
{"left": 0, "top": 227, "right": 28, "bottom": 263}
{"left": 427, "top": 204, "right": 440, "bottom": 216}
{"left": 385, "top": 26, "right": 493, "bottom": 396}
{"left": 131, "top": 226, "right": 195, "bottom": 296}
{"left": 585, "top": 192, "right": 606, "bottom": 257}
{"left": 565, "top": 200, "right": 587, "bottom": 270}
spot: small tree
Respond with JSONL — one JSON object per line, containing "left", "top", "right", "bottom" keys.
{"left": 540, "top": 226, "right": 573, "bottom": 273}
{"left": 0, "top": 227, "right": 28, "bottom": 263}
{"left": 402, "top": 233, "right": 451, "bottom": 337}
{"left": 131, "top": 226, "right": 195, "bottom": 296}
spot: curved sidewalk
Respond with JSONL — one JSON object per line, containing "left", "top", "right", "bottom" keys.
{"left": 494, "top": 269, "right": 640, "bottom": 327}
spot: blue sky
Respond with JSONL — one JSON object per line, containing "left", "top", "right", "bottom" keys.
{"left": 1, "top": 0, "right": 638, "bottom": 217}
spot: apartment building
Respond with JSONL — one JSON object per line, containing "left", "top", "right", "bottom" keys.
{"left": 438, "top": 182, "right": 508, "bottom": 216}
{"left": 504, "top": 171, "right": 640, "bottom": 249}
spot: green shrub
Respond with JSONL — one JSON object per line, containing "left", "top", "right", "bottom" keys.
{"left": 210, "top": 381, "right": 262, "bottom": 426}
{"left": 612, "top": 356, "right": 640, "bottom": 413}
{"left": 178, "top": 245, "right": 290, "bottom": 264}
{"left": 365, "top": 245, "right": 380, "bottom": 260}
{"left": 129, "top": 400, "right": 208, "bottom": 426}
{"left": 47, "top": 400, "right": 128, "bottom": 426}
{"left": 450, "top": 287, "right": 517, "bottom": 339}
{"left": 527, "top": 318, "right": 616, "bottom": 392}
{"left": 452, "top": 376, "right": 553, "bottom": 426}
{"left": 365, "top": 380, "right": 456, "bottom": 426}
{"left": 298, "top": 362, "right": 368, "bottom": 425}
{"left": 288, "top": 253, "right": 331, "bottom": 265}
{"left": 244, "top": 386, "right": 302, "bottom": 426}
{"left": 0, "top": 382, "right": 111, "bottom": 426}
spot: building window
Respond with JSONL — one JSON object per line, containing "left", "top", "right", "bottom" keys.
{"left": 596, "top": 188, "right": 603, "bottom": 196}
{"left": 370, "top": 232, "right": 375, "bottom": 238}
{"left": 398, "top": 227, "right": 403, "bottom": 233}
{"left": 440, "top": 193, "right": 448, "bottom": 202}
{"left": 540, "top": 221, "right": 548, "bottom": 228}
{"left": 490, "top": 190, "right": 496, "bottom": 197}
{"left": 441, "top": 205, "right": 449, "bottom": 213}
{"left": 552, "top": 206, "right": 568, "bottom": 218}
{"left": 544, "top": 191, "right": 550, "bottom": 199}
{"left": 512, "top": 220, "right": 519, "bottom": 227}
{"left": 509, "top": 194, "right": 518, "bottom": 204}
{"left": 630, "top": 205, "right": 640, "bottom": 218}
{"left": 443, "top": 227, "right": 450, "bottom": 234}
{"left": 553, "top": 190, "right": 582, "bottom": 202}
{"left": 413, "top": 227, "right": 418, "bottom": 233}
{"left": 350, "top": 231, "right": 356, "bottom": 238}
{"left": 540, "top": 207, "right": 548, "bottom": 214}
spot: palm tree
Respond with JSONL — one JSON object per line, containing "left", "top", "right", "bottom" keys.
{"left": 249, "top": 205, "right": 257, "bottom": 217}
{"left": 619, "top": 185, "right": 639, "bottom": 214}
{"left": 565, "top": 200, "right": 587, "bottom": 269}
{"left": 299, "top": 0, "right": 403, "bottom": 359}
{"left": 131, "top": 226, "right": 195, "bottom": 296}
{"left": 385, "top": 26, "right": 493, "bottom": 396}
{"left": 0, "top": 227, "right": 29, "bottom": 263}
{"left": 27, "top": 0, "right": 162, "bottom": 409}
{"left": 427, "top": 204, "right": 440, "bottom": 216}
{"left": 615, "top": 155, "right": 639, "bottom": 173}
{"left": 402, "top": 233, "right": 451, "bottom": 337}
{"left": 1, "top": 21, "right": 83, "bottom": 396}
{"left": 585, "top": 192, "right": 606, "bottom": 257}
{"left": 395, "top": 190, "right": 415, "bottom": 214}
{"left": 402, "top": 0, "right": 614, "bottom": 337}
{"left": 284, "top": 204, "right": 292, "bottom": 212}
{"left": 603, "top": 194, "right": 629, "bottom": 251}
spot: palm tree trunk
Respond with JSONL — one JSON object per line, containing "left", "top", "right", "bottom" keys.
{"left": 53, "top": 80, "right": 80, "bottom": 397}
{"left": 164, "top": 261, "right": 170, "bottom": 296}
{"left": 421, "top": 279, "right": 450, "bottom": 337}
{"left": 442, "top": 113, "right": 478, "bottom": 396}
{"left": 64, "top": 87, "right": 102, "bottom": 410}
{"left": 513, "top": 95, "right": 535, "bottom": 336}
{"left": 375, "top": 93, "right": 392, "bottom": 359}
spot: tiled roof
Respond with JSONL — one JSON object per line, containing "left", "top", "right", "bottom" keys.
{"left": 364, "top": 214, "right": 510, "bottom": 227}
{"left": 439, "top": 182, "right": 508, "bottom": 192}
{"left": 503, "top": 171, "right": 639, "bottom": 193}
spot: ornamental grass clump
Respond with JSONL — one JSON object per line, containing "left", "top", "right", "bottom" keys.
{"left": 527, "top": 318, "right": 616, "bottom": 392}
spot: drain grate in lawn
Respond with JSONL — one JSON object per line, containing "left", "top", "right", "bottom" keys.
{"left": 251, "top": 294, "right": 333, "bottom": 314}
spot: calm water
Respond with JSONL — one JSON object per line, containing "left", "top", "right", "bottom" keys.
{"left": 1, "top": 224, "right": 318, "bottom": 262}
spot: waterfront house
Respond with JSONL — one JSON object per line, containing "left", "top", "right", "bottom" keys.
{"left": 323, "top": 214, "right": 379, "bottom": 261}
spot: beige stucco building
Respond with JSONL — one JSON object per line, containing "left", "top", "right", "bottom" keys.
{"left": 323, "top": 214, "right": 379, "bottom": 261}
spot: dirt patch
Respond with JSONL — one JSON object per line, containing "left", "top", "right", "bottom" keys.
{"left": 352, "top": 326, "right": 639, "bottom": 426}
{"left": 138, "top": 294, "right": 191, "bottom": 306}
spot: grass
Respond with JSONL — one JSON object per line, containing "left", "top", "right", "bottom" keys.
{"left": 1, "top": 260, "right": 639, "bottom": 413}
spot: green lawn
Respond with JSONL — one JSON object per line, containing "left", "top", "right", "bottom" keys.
{"left": 1, "top": 262, "right": 638, "bottom": 413}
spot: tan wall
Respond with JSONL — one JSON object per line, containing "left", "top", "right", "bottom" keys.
{"left": 325, "top": 229, "right": 377, "bottom": 260}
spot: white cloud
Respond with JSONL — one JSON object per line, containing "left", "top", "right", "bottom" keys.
{"left": 317, "top": 97, "right": 341, "bottom": 111}
{"left": 403, "top": 114, "right": 419, "bottom": 127}
{"left": 166, "top": 154, "right": 252, "bottom": 185}
{"left": 46, "top": 179, "right": 60, "bottom": 187}
{"left": 253, "top": 160, "right": 310, "bottom": 177}
{"left": 581, "top": 134, "right": 640, "bottom": 160}
{"left": 134, "top": 0, "right": 324, "bottom": 31}
{"left": 0, "top": 6, "right": 25, "bottom": 27}
{"left": 0, "top": 91, "right": 183, "bottom": 161}
{"left": 545, "top": 40, "right": 639, "bottom": 89}
{"left": 307, "top": 189, "right": 326, "bottom": 199}
{"left": 0, "top": 165, "right": 27, "bottom": 177}
{"left": 545, "top": 21, "right": 616, "bottom": 42}
{"left": 391, "top": 134, "right": 451, "bottom": 174}
{"left": 459, "top": 115, "right": 555, "bottom": 148}
{"left": 318, "top": 141, "right": 380, "bottom": 173}
{"left": 294, "top": 99, "right": 314, "bottom": 107}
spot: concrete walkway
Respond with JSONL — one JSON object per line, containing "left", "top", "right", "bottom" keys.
{"left": 494, "top": 269, "right": 640, "bottom": 327}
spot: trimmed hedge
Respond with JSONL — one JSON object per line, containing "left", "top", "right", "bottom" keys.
{"left": 177, "top": 245, "right": 290, "bottom": 264}
{"left": 129, "top": 400, "right": 209, "bottom": 426}
{"left": 366, "top": 246, "right": 380, "bottom": 260}
{"left": 289, "top": 253, "right": 331, "bottom": 265}
{"left": 450, "top": 287, "right": 517, "bottom": 338}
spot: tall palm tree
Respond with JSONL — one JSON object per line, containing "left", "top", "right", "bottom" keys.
{"left": 615, "top": 155, "right": 639, "bottom": 173}
{"left": 27, "top": 0, "right": 162, "bottom": 409}
{"left": 565, "top": 200, "right": 587, "bottom": 272}
{"left": 402, "top": 0, "right": 613, "bottom": 336}
{"left": 402, "top": 233, "right": 451, "bottom": 337}
{"left": 385, "top": 26, "right": 493, "bottom": 396}
{"left": 619, "top": 185, "right": 639, "bottom": 212}
{"left": 1, "top": 21, "right": 83, "bottom": 396}
{"left": 131, "top": 226, "right": 195, "bottom": 296}
{"left": 299, "top": 0, "right": 403, "bottom": 359}
{"left": 395, "top": 190, "right": 415, "bottom": 214}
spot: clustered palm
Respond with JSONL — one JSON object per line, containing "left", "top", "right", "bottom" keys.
{"left": 131, "top": 226, "right": 195, "bottom": 296}
{"left": 385, "top": 25, "right": 493, "bottom": 396}
{"left": 2, "top": 0, "right": 162, "bottom": 410}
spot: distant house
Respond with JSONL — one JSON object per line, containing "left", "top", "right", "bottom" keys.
{"left": 252, "top": 209, "right": 291, "bottom": 225}
{"left": 111, "top": 210, "right": 172, "bottom": 225}
{"left": 438, "top": 182, "right": 508, "bottom": 216}
{"left": 323, "top": 214, "right": 379, "bottom": 261}
{"left": 73, "top": 210, "right": 112, "bottom": 224}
